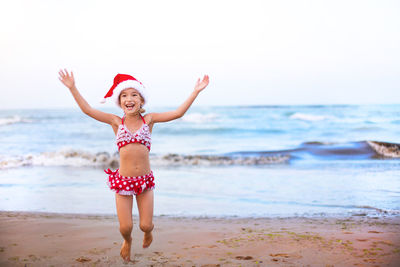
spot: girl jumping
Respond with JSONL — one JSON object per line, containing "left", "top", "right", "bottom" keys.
{"left": 58, "top": 70, "right": 209, "bottom": 262}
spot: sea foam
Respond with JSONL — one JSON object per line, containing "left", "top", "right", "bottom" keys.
{"left": 0, "top": 115, "right": 31, "bottom": 126}
{"left": 367, "top": 141, "right": 400, "bottom": 158}
{"left": 0, "top": 149, "right": 289, "bottom": 169}
{"left": 1, "top": 140, "right": 398, "bottom": 169}
{"left": 289, "top": 112, "right": 332, "bottom": 121}
{"left": 0, "top": 150, "right": 119, "bottom": 169}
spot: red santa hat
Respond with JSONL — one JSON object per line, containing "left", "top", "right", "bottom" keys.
{"left": 101, "top": 74, "right": 147, "bottom": 106}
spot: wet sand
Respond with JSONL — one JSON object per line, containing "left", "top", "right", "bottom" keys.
{"left": 0, "top": 211, "right": 399, "bottom": 266}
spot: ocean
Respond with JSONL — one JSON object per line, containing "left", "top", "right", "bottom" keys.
{"left": 0, "top": 105, "right": 399, "bottom": 217}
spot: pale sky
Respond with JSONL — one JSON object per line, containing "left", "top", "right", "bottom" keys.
{"left": 1, "top": 0, "right": 399, "bottom": 109}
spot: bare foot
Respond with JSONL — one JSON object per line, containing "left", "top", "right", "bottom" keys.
{"left": 143, "top": 231, "right": 153, "bottom": 248}
{"left": 120, "top": 237, "right": 132, "bottom": 262}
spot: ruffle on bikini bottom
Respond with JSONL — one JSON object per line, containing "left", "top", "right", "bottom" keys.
{"left": 105, "top": 168, "right": 155, "bottom": 196}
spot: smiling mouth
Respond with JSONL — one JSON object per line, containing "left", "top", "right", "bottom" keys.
{"left": 125, "top": 103, "right": 135, "bottom": 110}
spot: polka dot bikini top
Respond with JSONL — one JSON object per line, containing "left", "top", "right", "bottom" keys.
{"left": 116, "top": 115, "right": 151, "bottom": 151}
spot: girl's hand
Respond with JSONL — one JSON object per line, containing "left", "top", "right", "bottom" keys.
{"left": 58, "top": 69, "right": 75, "bottom": 89}
{"left": 194, "top": 75, "right": 209, "bottom": 93}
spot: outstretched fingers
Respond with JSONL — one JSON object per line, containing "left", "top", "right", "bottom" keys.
{"left": 199, "top": 75, "right": 209, "bottom": 89}
{"left": 63, "top": 69, "right": 71, "bottom": 78}
{"left": 58, "top": 70, "right": 65, "bottom": 82}
{"left": 58, "top": 69, "right": 75, "bottom": 88}
{"left": 194, "top": 74, "right": 209, "bottom": 92}
{"left": 58, "top": 69, "right": 71, "bottom": 78}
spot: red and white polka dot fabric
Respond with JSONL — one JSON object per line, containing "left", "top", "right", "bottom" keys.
{"left": 116, "top": 115, "right": 151, "bottom": 151}
{"left": 105, "top": 168, "right": 155, "bottom": 195}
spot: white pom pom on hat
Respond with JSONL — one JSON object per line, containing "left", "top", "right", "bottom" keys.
{"left": 101, "top": 74, "right": 147, "bottom": 106}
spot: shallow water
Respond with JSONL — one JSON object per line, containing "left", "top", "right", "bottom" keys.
{"left": 0, "top": 162, "right": 399, "bottom": 217}
{"left": 0, "top": 105, "right": 399, "bottom": 217}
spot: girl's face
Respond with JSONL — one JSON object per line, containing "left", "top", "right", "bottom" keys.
{"left": 119, "top": 88, "right": 144, "bottom": 114}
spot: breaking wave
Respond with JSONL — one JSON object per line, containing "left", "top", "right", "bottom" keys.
{"left": 1, "top": 140, "right": 398, "bottom": 170}
{"left": 0, "top": 150, "right": 289, "bottom": 170}
{"left": 227, "top": 140, "right": 400, "bottom": 159}
{"left": 151, "top": 153, "right": 289, "bottom": 166}
{"left": 367, "top": 141, "right": 400, "bottom": 158}
{"left": 297, "top": 140, "right": 400, "bottom": 159}
{"left": 0, "top": 115, "right": 31, "bottom": 126}
{"left": 0, "top": 150, "right": 120, "bottom": 170}
{"left": 289, "top": 113, "right": 333, "bottom": 121}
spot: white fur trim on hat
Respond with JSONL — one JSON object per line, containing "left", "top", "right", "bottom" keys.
{"left": 111, "top": 80, "right": 147, "bottom": 106}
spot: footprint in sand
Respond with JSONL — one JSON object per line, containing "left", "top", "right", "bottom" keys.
{"left": 270, "top": 254, "right": 290, "bottom": 263}
{"left": 270, "top": 253, "right": 290, "bottom": 258}
{"left": 75, "top": 256, "right": 91, "bottom": 262}
{"left": 235, "top": 255, "right": 253, "bottom": 260}
{"left": 270, "top": 253, "right": 302, "bottom": 260}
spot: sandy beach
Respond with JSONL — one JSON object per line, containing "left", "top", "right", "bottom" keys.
{"left": 0, "top": 211, "right": 399, "bottom": 266}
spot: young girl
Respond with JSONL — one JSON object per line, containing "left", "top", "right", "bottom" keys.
{"left": 58, "top": 69, "right": 209, "bottom": 262}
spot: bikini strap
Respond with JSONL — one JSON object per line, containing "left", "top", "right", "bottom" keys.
{"left": 122, "top": 115, "right": 144, "bottom": 125}
{"left": 140, "top": 114, "right": 146, "bottom": 124}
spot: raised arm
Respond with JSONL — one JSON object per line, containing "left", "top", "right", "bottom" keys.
{"left": 58, "top": 69, "right": 119, "bottom": 126}
{"left": 150, "top": 75, "right": 209, "bottom": 123}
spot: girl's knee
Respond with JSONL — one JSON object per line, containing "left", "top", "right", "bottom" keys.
{"left": 119, "top": 223, "right": 133, "bottom": 235}
{"left": 139, "top": 222, "right": 154, "bottom": 233}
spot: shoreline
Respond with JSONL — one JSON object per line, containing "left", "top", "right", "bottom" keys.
{"left": 1, "top": 211, "right": 400, "bottom": 266}
{"left": 0, "top": 209, "right": 399, "bottom": 219}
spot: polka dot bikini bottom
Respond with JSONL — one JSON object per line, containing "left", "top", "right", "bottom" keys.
{"left": 105, "top": 168, "right": 155, "bottom": 196}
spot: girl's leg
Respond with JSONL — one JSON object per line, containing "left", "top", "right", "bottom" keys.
{"left": 115, "top": 193, "right": 133, "bottom": 261}
{"left": 135, "top": 189, "right": 154, "bottom": 248}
